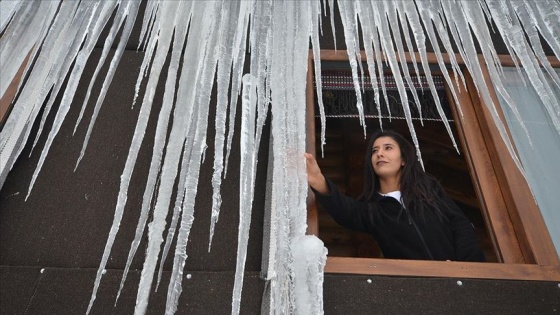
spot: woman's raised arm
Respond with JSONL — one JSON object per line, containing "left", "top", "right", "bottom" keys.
{"left": 304, "top": 153, "right": 330, "bottom": 195}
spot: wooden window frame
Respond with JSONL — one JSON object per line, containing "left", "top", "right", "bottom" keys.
{"left": 306, "top": 50, "right": 560, "bottom": 281}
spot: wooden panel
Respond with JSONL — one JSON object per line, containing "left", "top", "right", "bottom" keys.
{"left": 319, "top": 50, "right": 560, "bottom": 68}
{"left": 306, "top": 53, "right": 319, "bottom": 236}
{"left": 473, "top": 55, "right": 559, "bottom": 265}
{"left": 446, "top": 73, "right": 525, "bottom": 263}
{"left": 325, "top": 257, "right": 560, "bottom": 281}
{"left": 1, "top": 52, "right": 31, "bottom": 124}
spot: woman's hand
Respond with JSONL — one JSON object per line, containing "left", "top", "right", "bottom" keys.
{"left": 304, "top": 153, "right": 330, "bottom": 195}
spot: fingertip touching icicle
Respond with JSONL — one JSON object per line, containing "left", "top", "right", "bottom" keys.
{"left": 1, "top": 1, "right": 559, "bottom": 314}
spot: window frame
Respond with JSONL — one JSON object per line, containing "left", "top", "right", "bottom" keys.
{"left": 306, "top": 50, "right": 560, "bottom": 281}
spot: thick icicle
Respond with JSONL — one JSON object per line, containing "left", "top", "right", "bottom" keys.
{"left": 223, "top": 1, "right": 251, "bottom": 177}
{"left": 116, "top": 1, "right": 191, "bottom": 302}
{"left": 208, "top": 0, "right": 245, "bottom": 251}
{"left": 164, "top": 4, "right": 221, "bottom": 313}
{"left": 135, "top": 2, "right": 220, "bottom": 313}
{"left": 231, "top": 73, "right": 259, "bottom": 315}
{"left": 291, "top": 235, "right": 327, "bottom": 315}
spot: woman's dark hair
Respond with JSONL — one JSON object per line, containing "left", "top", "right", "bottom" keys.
{"left": 358, "top": 130, "right": 448, "bottom": 220}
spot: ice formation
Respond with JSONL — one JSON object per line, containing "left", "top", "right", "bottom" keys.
{"left": 1, "top": 1, "right": 559, "bottom": 314}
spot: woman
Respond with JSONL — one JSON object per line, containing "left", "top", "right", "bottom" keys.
{"left": 305, "top": 130, "right": 485, "bottom": 261}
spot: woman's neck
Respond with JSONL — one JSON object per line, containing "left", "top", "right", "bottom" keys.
{"left": 379, "top": 176, "right": 400, "bottom": 194}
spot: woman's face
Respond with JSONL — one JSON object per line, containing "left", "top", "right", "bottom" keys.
{"left": 371, "top": 136, "right": 404, "bottom": 180}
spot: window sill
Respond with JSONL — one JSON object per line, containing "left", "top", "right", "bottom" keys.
{"left": 325, "top": 256, "right": 560, "bottom": 281}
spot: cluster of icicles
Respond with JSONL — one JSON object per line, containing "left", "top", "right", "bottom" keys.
{"left": 1, "top": 0, "right": 559, "bottom": 314}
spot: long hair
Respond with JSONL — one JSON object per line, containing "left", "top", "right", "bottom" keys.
{"left": 358, "top": 130, "right": 448, "bottom": 220}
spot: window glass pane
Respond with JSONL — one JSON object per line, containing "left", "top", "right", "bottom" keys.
{"left": 496, "top": 67, "right": 560, "bottom": 252}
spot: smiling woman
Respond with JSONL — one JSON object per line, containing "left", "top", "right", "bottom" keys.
{"left": 305, "top": 130, "right": 485, "bottom": 262}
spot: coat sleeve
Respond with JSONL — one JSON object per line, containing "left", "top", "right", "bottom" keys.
{"left": 311, "top": 178, "right": 374, "bottom": 233}
{"left": 439, "top": 187, "right": 486, "bottom": 262}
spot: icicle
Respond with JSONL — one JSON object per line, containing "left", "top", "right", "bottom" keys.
{"left": 137, "top": 0, "right": 160, "bottom": 51}
{"left": 73, "top": 0, "right": 134, "bottom": 135}
{"left": 0, "top": 1, "right": 58, "bottom": 99}
{"left": 395, "top": 1, "right": 422, "bottom": 88}
{"left": 1, "top": 1, "right": 80, "bottom": 194}
{"left": 337, "top": 1, "right": 366, "bottom": 137}
{"left": 527, "top": 0, "right": 560, "bottom": 61}
{"left": 401, "top": 0, "right": 460, "bottom": 153}
{"left": 0, "top": 0, "right": 21, "bottom": 32}
{"left": 75, "top": 1, "right": 141, "bottom": 170}
{"left": 485, "top": 0, "right": 560, "bottom": 137}
{"left": 116, "top": 1, "right": 191, "bottom": 303}
{"left": 209, "top": 0, "right": 247, "bottom": 252}
{"left": 355, "top": 1, "right": 383, "bottom": 129}
{"left": 291, "top": 235, "right": 327, "bottom": 315}
{"left": 328, "top": 0, "right": 337, "bottom": 50}
{"left": 310, "top": 0, "right": 327, "bottom": 156}
{"left": 415, "top": 1, "right": 464, "bottom": 116}
{"left": 164, "top": 5, "right": 221, "bottom": 313}
{"left": 384, "top": 1, "right": 425, "bottom": 126}
{"left": 155, "top": 140, "right": 188, "bottom": 292}
{"left": 372, "top": 1, "right": 424, "bottom": 167}
{"left": 231, "top": 73, "right": 259, "bottom": 315}
{"left": 515, "top": 1, "right": 560, "bottom": 90}
{"left": 3, "top": 2, "right": 560, "bottom": 315}
{"left": 86, "top": 2, "right": 170, "bottom": 312}
{"left": 26, "top": 2, "right": 118, "bottom": 199}
{"left": 223, "top": 1, "right": 251, "bottom": 177}
{"left": 440, "top": 0, "right": 525, "bottom": 169}
{"left": 0, "top": 1, "right": 61, "bottom": 160}
{"left": 29, "top": 2, "right": 103, "bottom": 155}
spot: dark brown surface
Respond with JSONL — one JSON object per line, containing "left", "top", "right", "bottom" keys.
{"left": 323, "top": 274, "right": 560, "bottom": 315}
{"left": 0, "top": 46, "right": 268, "bottom": 313}
{"left": 0, "top": 267, "right": 265, "bottom": 315}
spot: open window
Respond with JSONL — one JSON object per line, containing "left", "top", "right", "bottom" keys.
{"left": 305, "top": 50, "right": 560, "bottom": 281}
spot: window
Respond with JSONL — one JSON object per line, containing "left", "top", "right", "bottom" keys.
{"left": 495, "top": 67, "right": 560, "bottom": 253}
{"left": 305, "top": 51, "right": 560, "bottom": 281}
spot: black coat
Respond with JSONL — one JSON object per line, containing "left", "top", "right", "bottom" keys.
{"left": 314, "top": 178, "right": 485, "bottom": 262}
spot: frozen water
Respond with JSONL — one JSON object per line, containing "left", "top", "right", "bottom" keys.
{"left": 2, "top": 1, "right": 559, "bottom": 315}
